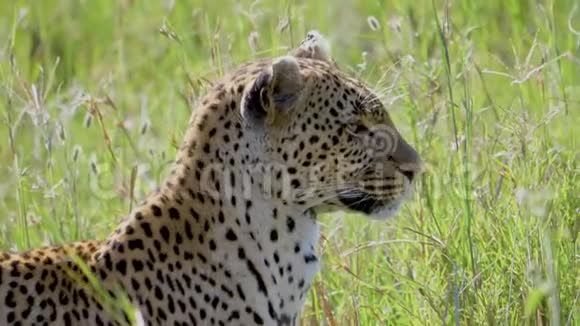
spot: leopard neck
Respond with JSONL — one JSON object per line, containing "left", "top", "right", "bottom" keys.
{"left": 93, "top": 77, "right": 323, "bottom": 324}
{"left": 105, "top": 86, "right": 319, "bottom": 261}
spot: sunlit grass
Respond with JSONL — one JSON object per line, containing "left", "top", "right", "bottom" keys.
{"left": 0, "top": 0, "right": 578, "bottom": 324}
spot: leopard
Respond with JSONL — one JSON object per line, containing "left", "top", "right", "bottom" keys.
{"left": 0, "top": 31, "right": 421, "bottom": 326}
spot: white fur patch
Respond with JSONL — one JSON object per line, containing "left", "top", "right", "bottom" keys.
{"left": 369, "top": 201, "right": 402, "bottom": 220}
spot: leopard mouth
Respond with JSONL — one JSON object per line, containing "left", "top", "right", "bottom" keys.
{"left": 337, "top": 191, "right": 382, "bottom": 215}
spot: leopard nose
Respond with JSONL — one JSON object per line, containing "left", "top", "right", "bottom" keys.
{"left": 400, "top": 170, "right": 415, "bottom": 182}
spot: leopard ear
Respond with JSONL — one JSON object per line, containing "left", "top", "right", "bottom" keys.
{"left": 241, "top": 56, "right": 304, "bottom": 127}
{"left": 292, "top": 30, "right": 333, "bottom": 63}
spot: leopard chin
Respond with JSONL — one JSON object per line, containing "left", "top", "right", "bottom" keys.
{"left": 367, "top": 201, "right": 403, "bottom": 220}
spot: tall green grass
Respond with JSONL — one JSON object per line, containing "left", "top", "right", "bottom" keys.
{"left": 0, "top": 0, "right": 578, "bottom": 324}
